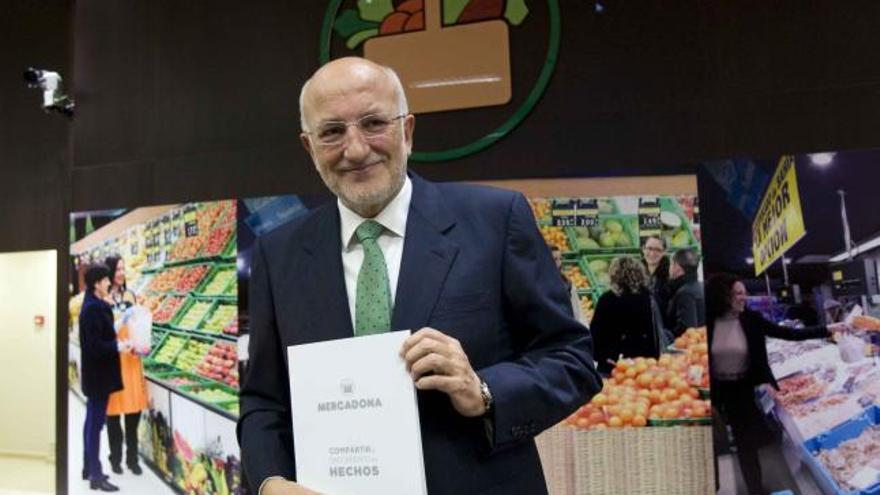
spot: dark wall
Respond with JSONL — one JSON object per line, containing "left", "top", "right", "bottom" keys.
{"left": 70, "top": 1, "right": 880, "bottom": 212}
{"left": 0, "top": 1, "right": 71, "bottom": 252}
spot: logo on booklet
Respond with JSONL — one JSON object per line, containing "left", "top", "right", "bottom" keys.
{"left": 340, "top": 378, "right": 355, "bottom": 396}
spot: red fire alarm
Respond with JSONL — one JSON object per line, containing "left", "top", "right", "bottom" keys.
{"left": 34, "top": 315, "right": 45, "bottom": 327}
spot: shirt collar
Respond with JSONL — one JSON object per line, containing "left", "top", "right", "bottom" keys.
{"left": 339, "top": 176, "right": 412, "bottom": 251}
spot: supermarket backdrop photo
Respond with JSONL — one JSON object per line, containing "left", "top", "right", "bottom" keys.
{"left": 68, "top": 200, "right": 242, "bottom": 494}
{"left": 698, "top": 149, "right": 880, "bottom": 495}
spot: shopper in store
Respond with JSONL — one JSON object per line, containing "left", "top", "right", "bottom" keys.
{"left": 666, "top": 248, "right": 705, "bottom": 337}
{"left": 550, "top": 245, "right": 588, "bottom": 326}
{"left": 103, "top": 256, "right": 147, "bottom": 476}
{"left": 591, "top": 256, "right": 666, "bottom": 373}
{"left": 239, "top": 57, "right": 600, "bottom": 495}
{"left": 707, "top": 273, "right": 846, "bottom": 495}
{"left": 80, "top": 263, "right": 128, "bottom": 492}
{"left": 641, "top": 235, "right": 670, "bottom": 308}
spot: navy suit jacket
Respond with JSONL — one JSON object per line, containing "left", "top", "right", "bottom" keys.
{"left": 238, "top": 174, "right": 601, "bottom": 494}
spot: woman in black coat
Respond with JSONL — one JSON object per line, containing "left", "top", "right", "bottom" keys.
{"left": 80, "top": 264, "right": 127, "bottom": 492}
{"left": 591, "top": 256, "right": 662, "bottom": 374}
{"left": 707, "top": 273, "right": 845, "bottom": 495}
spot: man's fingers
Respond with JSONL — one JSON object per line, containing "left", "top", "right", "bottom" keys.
{"left": 410, "top": 352, "right": 456, "bottom": 379}
{"left": 400, "top": 327, "right": 455, "bottom": 356}
{"left": 414, "top": 374, "right": 460, "bottom": 394}
{"left": 403, "top": 337, "right": 451, "bottom": 370}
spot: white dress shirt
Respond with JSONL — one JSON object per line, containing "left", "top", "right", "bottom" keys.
{"left": 337, "top": 177, "right": 412, "bottom": 328}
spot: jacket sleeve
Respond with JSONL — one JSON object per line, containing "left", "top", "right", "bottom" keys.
{"left": 237, "top": 237, "right": 298, "bottom": 489}
{"left": 752, "top": 311, "right": 830, "bottom": 341}
{"left": 671, "top": 291, "right": 700, "bottom": 337}
{"left": 80, "top": 303, "right": 120, "bottom": 359}
{"left": 479, "top": 193, "right": 602, "bottom": 451}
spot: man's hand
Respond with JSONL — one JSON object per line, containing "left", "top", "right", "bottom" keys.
{"left": 400, "top": 327, "right": 486, "bottom": 417}
{"left": 262, "top": 478, "right": 323, "bottom": 495}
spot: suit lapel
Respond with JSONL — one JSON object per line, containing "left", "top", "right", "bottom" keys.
{"left": 299, "top": 204, "right": 354, "bottom": 341}
{"left": 392, "top": 175, "right": 459, "bottom": 331}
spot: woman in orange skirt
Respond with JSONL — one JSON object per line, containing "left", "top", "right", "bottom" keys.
{"left": 104, "top": 256, "right": 148, "bottom": 475}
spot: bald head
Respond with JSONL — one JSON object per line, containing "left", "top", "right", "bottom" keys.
{"left": 299, "top": 57, "right": 408, "bottom": 132}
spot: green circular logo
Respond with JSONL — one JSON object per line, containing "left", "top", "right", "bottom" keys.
{"left": 319, "top": 0, "right": 561, "bottom": 162}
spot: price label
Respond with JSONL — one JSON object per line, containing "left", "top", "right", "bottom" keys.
{"left": 184, "top": 206, "right": 198, "bottom": 238}
{"left": 638, "top": 196, "right": 662, "bottom": 242}
{"left": 551, "top": 199, "right": 578, "bottom": 227}
{"left": 576, "top": 199, "right": 599, "bottom": 228}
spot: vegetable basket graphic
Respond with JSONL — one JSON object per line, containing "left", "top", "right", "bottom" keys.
{"left": 363, "top": 0, "right": 512, "bottom": 114}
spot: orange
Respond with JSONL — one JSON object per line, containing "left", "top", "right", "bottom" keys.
{"left": 576, "top": 417, "right": 589, "bottom": 429}
{"left": 619, "top": 408, "right": 635, "bottom": 424}
{"left": 632, "top": 415, "right": 647, "bottom": 427}
{"left": 662, "top": 407, "right": 679, "bottom": 419}
{"left": 608, "top": 416, "right": 623, "bottom": 428}
{"left": 592, "top": 393, "right": 608, "bottom": 406}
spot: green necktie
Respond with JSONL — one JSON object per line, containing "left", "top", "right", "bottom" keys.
{"left": 354, "top": 220, "right": 392, "bottom": 336}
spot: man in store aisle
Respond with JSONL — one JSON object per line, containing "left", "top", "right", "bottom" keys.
{"left": 666, "top": 248, "right": 706, "bottom": 337}
{"left": 238, "top": 57, "right": 601, "bottom": 495}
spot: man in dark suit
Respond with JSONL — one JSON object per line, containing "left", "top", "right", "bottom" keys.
{"left": 238, "top": 57, "right": 601, "bottom": 495}
{"left": 666, "top": 248, "right": 706, "bottom": 337}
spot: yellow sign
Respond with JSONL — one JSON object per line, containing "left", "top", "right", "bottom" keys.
{"left": 752, "top": 156, "right": 807, "bottom": 275}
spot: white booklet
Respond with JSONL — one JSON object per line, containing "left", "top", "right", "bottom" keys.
{"left": 287, "top": 331, "right": 427, "bottom": 495}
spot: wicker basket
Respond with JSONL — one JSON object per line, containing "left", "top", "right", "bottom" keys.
{"left": 537, "top": 424, "right": 715, "bottom": 495}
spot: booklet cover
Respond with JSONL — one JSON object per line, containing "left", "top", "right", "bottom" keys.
{"left": 287, "top": 331, "right": 427, "bottom": 495}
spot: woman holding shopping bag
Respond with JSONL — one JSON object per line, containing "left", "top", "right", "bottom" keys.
{"left": 104, "top": 256, "right": 148, "bottom": 475}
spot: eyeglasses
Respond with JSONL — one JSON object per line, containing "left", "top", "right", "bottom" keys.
{"left": 306, "top": 113, "right": 406, "bottom": 147}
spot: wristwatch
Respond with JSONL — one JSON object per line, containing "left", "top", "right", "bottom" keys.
{"left": 478, "top": 376, "right": 494, "bottom": 414}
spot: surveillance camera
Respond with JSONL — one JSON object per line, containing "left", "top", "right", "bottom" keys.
{"left": 24, "top": 67, "right": 63, "bottom": 108}
{"left": 24, "top": 67, "right": 73, "bottom": 117}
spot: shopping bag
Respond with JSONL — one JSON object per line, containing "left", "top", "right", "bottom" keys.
{"left": 125, "top": 305, "right": 153, "bottom": 356}
{"left": 364, "top": 0, "right": 511, "bottom": 114}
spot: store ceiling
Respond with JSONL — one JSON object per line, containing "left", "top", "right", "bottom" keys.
{"left": 699, "top": 147, "right": 880, "bottom": 279}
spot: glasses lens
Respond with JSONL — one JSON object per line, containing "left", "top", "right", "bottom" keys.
{"left": 317, "top": 123, "right": 346, "bottom": 145}
{"left": 358, "top": 114, "right": 392, "bottom": 136}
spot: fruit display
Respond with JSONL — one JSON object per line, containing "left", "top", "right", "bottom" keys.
{"left": 539, "top": 225, "right": 570, "bottom": 253}
{"left": 168, "top": 236, "right": 205, "bottom": 262}
{"left": 574, "top": 217, "right": 635, "bottom": 250}
{"left": 154, "top": 335, "right": 186, "bottom": 365}
{"left": 187, "top": 385, "right": 239, "bottom": 405}
{"left": 201, "top": 225, "right": 234, "bottom": 257}
{"left": 176, "top": 300, "right": 213, "bottom": 330}
{"left": 196, "top": 341, "right": 238, "bottom": 388}
{"left": 166, "top": 375, "right": 203, "bottom": 387}
{"left": 202, "top": 304, "right": 236, "bottom": 334}
{"left": 579, "top": 294, "right": 595, "bottom": 323}
{"left": 174, "top": 339, "right": 213, "bottom": 373}
{"left": 528, "top": 198, "right": 550, "bottom": 222}
{"left": 175, "top": 264, "right": 209, "bottom": 293}
{"left": 562, "top": 264, "right": 590, "bottom": 290}
{"left": 201, "top": 266, "right": 236, "bottom": 296}
{"left": 660, "top": 210, "right": 692, "bottom": 249}
{"left": 222, "top": 280, "right": 237, "bottom": 297}
{"left": 148, "top": 266, "right": 185, "bottom": 292}
{"left": 587, "top": 257, "right": 613, "bottom": 286}
{"left": 140, "top": 293, "right": 165, "bottom": 312}
{"left": 565, "top": 354, "right": 711, "bottom": 430}
{"left": 153, "top": 295, "right": 185, "bottom": 324}
{"left": 223, "top": 319, "right": 238, "bottom": 336}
